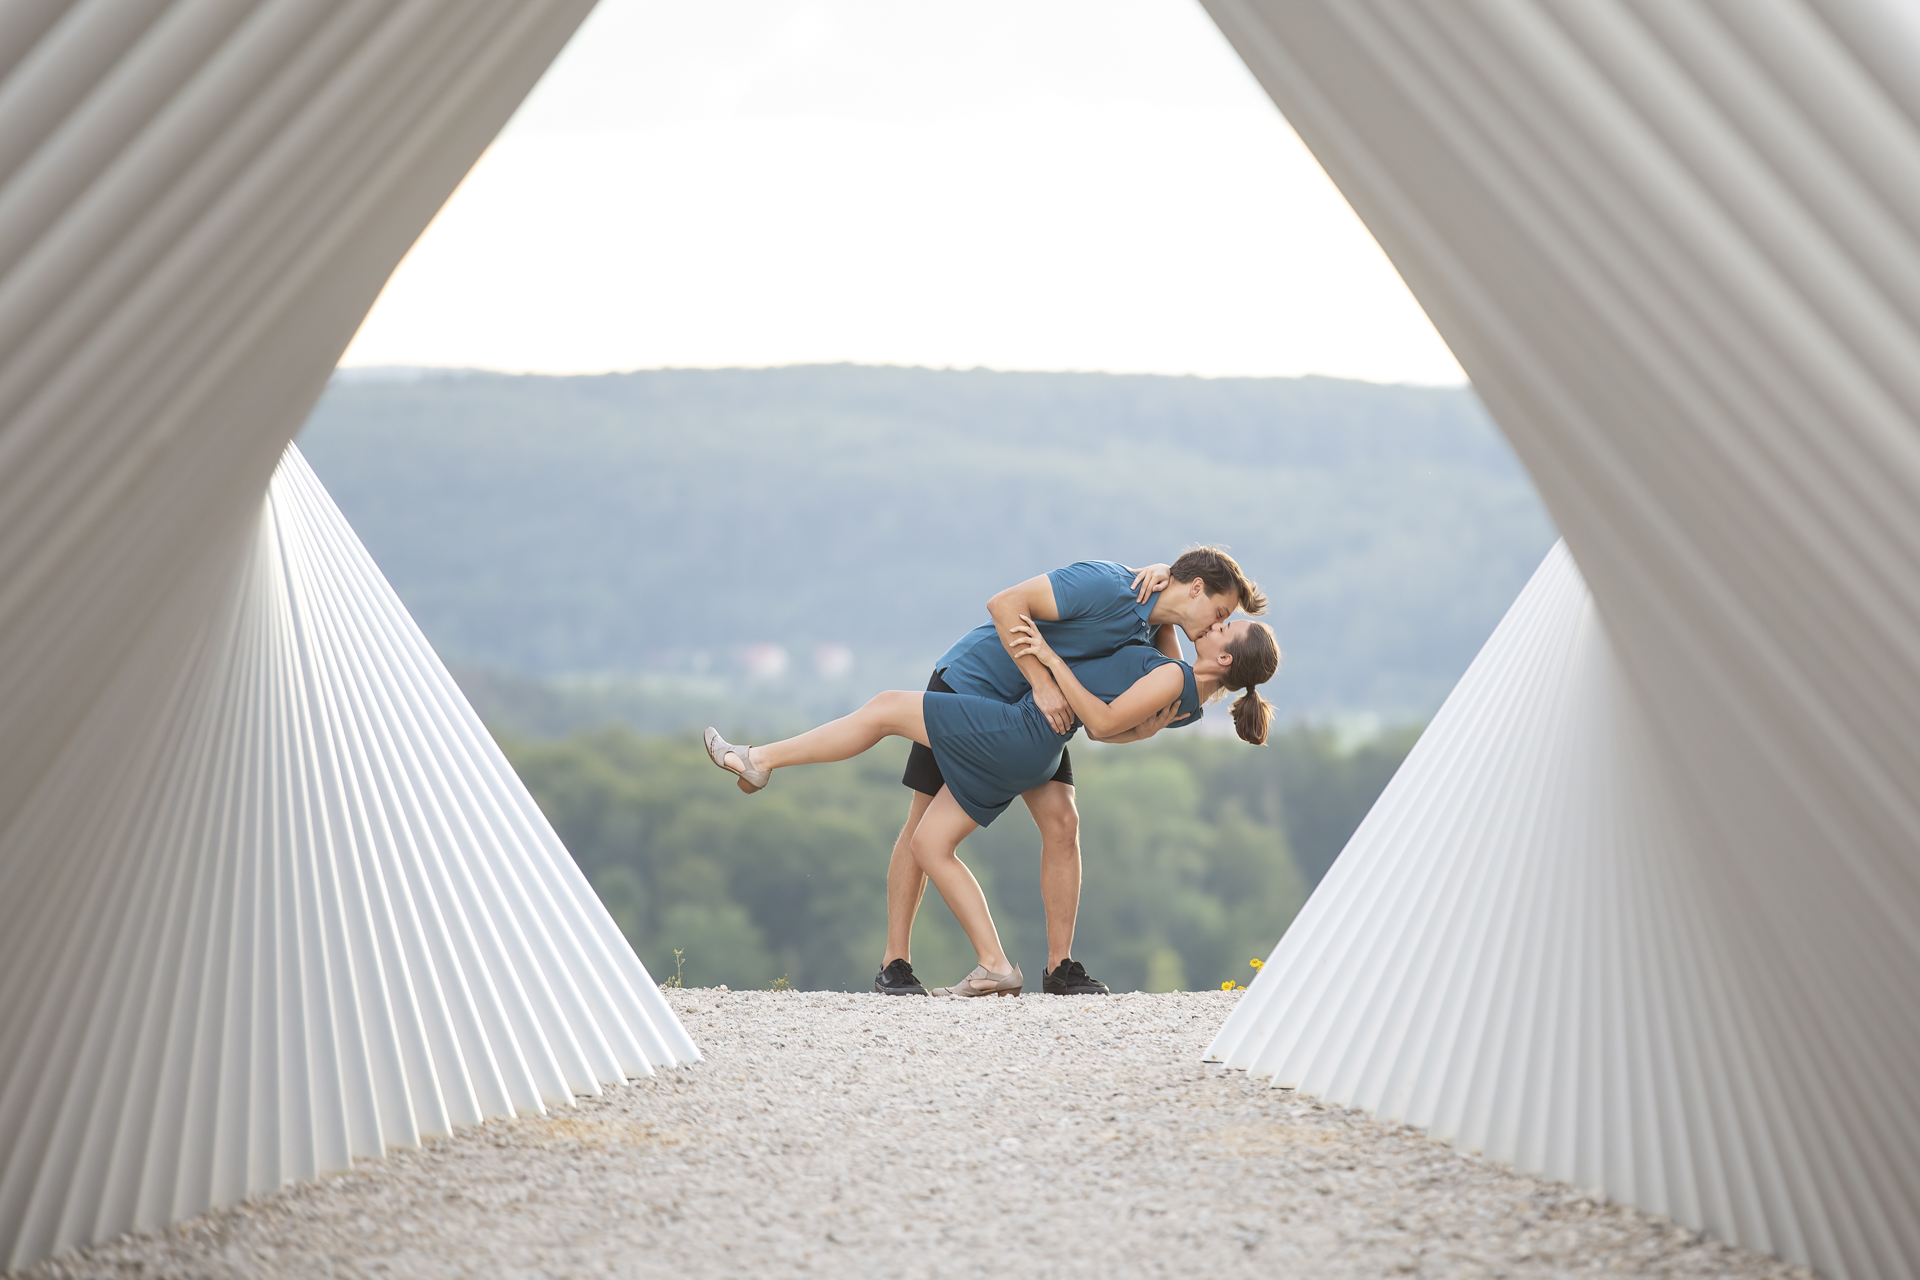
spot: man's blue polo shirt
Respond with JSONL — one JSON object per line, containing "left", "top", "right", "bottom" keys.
{"left": 936, "top": 560, "right": 1156, "bottom": 703}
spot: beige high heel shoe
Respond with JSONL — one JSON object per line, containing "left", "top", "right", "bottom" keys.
{"left": 703, "top": 727, "right": 770, "bottom": 793}
{"left": 929, "top": 962, "right": 1023, "bottom": 998}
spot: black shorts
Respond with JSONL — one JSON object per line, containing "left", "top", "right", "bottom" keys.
{"left": 903, "top": 668, "right": 1074, "bottom": 796}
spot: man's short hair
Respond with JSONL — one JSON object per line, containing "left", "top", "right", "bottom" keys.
{"left": 1169, "top": 545, "right": 1267, "bottom": 615}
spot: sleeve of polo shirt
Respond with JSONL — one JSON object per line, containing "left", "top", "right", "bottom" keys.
{"left": 1045, "top": 561, "right": 1134, "bottom": 623}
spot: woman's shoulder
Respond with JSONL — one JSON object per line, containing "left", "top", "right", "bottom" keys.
{"left": 1094, "top": 638, "right": 1173, "bottom": 666}
{"left": 1143, "top": 651, "right": 1190, "bottom": 676}
{"left": 1133, "top": 648, "right": 1188, "bottom": 681}
{"left": 1064, "top": 643, "right": 1177, "bottom": 698}
{"left": 1133, "top": 642, "right": 1187, "bottom": 671}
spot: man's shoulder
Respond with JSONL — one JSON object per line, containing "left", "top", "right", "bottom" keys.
{"left": 1046, "top": 560, "right": 1136, "bottom": 615}
{"left": 1048, "top": 559, "right": 1131, "bottom": 584}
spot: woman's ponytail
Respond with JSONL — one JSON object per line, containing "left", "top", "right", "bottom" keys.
{"left": 1224, "top": 622, "right": 1281, "bottom": 746}
{"left": 1231, "top": 688, "right": 1273, "bottom": 745}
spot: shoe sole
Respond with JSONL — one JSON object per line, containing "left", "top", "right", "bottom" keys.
{"left": 874, "top": 985, "right": 929, "bottom": 996}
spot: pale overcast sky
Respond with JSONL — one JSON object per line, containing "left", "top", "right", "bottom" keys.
{"left": 339, "top": 0, "right": 1465, "bottom": 385}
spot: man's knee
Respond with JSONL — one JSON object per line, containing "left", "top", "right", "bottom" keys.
{"left": 1037, "top": 811, "right": 1080, "bottom": 851}
{"left": 1026, "top": 785, "right": 1080, "bottom": 849}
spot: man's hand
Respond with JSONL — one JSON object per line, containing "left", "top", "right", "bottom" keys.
{"left": 1134, "top": 699, "right": 1182, "bottom": 741}
{"left": 1095, "top": 698, "right": 1181, "bottom": 743}
{"left": 1130, "top": 563, "right": 1172, "bottom": 604}
{"left": 1034, "top": 678, "right": 1075, "bottom": 736}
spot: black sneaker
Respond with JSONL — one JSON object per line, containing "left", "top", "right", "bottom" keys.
{"left": 873, "top": 958, "right": 928, "bottom": 996}
{"left": 1043, "top": 957, "right": 1110, "bottom": 995}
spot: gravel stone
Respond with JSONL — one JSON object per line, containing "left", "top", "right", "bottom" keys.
{"left": 22, "top": 990, "right": 1812, "bottom": 1279}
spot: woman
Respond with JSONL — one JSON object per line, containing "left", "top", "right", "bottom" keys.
{"left": 703, "top": 617, "right": 1280, "bottom": 996}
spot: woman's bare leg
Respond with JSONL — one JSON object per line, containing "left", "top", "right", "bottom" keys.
{"left": 909, "top": 789, "right": 1010, "bottom": 973}
{"left": 726, "top": 690, "right": 929, "bottom": 775}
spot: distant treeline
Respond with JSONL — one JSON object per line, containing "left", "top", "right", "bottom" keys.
{"left": 301, "top": 364, "right": 1495, "bottom": 989}
{"left": 302, "top": 364, "right": 1554, "bottom": 720}
{"left": 501, "top": 724, "right": 1419, "bottom": 993}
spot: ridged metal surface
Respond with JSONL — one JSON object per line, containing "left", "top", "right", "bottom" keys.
{"left": 1204, "top": 4, "right": 1920, "bottom": 1278}
{"left": 0, "top": 4, "right": 694, "bottom": 1270}
{"left": 0, "top": 449, "right": 697, "bottom": 1268}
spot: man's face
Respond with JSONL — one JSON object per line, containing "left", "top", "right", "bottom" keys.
{"left": 1180, "top": 585, "right": 1241, "bottom": 640}
{"left": 1195, "top": 617, "right": 1252, "bottom": 665}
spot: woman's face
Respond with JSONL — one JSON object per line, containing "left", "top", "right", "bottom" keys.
{"left": 1194, "top": 618, "right": 1251, "bottom": 668}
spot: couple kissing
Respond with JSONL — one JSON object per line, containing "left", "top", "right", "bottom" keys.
{"left": 704, "top": 546, "right": 1277, "bottom": 999}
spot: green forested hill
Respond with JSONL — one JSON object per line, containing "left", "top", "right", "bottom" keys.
{"left": 296, "top": 365, "right": 1490, "bottom": 989}
{"left": 298, "top": 364, "right": 1554, "bottom": 717}
{"left": 499, "top": 727, "right": 1388, "bottom": 993}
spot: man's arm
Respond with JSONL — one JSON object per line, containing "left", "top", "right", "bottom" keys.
{"left": 985, "top": 575, "right": 1073, "bottom": 734}
{"left": 1091, "top": 699, "right": 1181, "bottom": 743}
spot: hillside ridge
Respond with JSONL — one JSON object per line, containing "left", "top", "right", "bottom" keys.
{"left": 300, "top": 364, "right": 1555, "bottom": 717}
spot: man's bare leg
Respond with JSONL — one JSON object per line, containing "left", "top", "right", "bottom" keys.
{"left": 883, "top": 789, "right": 935, "bottom": 964}
{"left": 1023, "top": 781, "right": 1082, "bottom": 972}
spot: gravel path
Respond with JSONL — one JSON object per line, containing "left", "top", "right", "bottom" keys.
{"left": 25, "top": 989, "right": 1810, "bottom": 1279}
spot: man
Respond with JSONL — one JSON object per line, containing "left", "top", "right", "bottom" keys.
{"left": 875, "top": 546, "right": 1266, "bottom": 996}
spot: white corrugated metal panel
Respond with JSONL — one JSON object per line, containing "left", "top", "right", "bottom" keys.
{"left": 1205, "top": 3, "right": 1920, "bottom": 1277}
{"left": 0, "top": 446, "right": 698, "bottom": 1270}
{"left": 0, "top": 5, "right": 695, "bottom": 1270}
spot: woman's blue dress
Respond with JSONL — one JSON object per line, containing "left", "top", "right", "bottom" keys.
{"left": 921, "top": 641, "right": 1203, "bottom": 826}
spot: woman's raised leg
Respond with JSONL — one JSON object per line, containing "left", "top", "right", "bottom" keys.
{"left": 909, "top": 788, "right": 1016, "bottom": 983}
{"left": 717, "top": 690, "right": 929, "bottom": 779}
